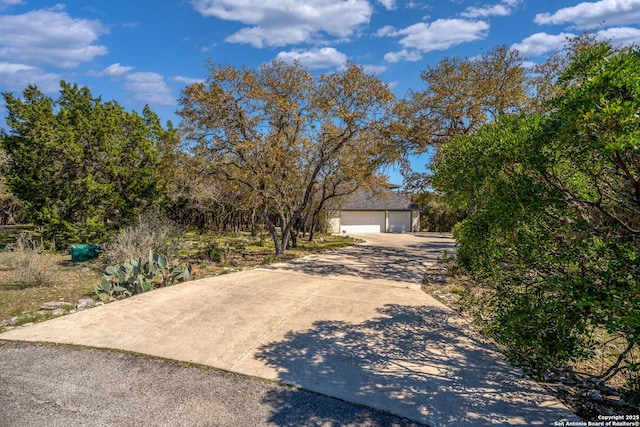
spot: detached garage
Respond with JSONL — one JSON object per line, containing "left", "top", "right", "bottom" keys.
{"left": 328, "top": 188, "right": 420, "bottom": 234}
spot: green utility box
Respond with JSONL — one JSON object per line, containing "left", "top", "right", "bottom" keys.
{"left": 71, "top": 244, "right": 100, "bottom": 262}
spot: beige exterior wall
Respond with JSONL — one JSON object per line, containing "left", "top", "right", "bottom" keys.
{"left": 328, "top": 214, "right": 341, "bottom": 234}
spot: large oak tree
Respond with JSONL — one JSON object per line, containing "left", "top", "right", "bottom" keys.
{"left": 178, "top": 60, "right": 397, "bottom": 254}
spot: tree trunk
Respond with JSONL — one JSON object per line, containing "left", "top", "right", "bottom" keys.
{"left": 264, "top": 205, "right": 283, "bottom": 254}
{"left": 308, "top": 212, "right": 318, "bottom": 242}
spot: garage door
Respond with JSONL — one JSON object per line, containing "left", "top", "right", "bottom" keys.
{"left": 340, "top": 211, "right": 385, "bottom": 233}
{"left": 388, "top": 211, "right": 411, "bottom": 233}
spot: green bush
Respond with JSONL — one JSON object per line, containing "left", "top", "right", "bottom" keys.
{"left": 432, "top": 41, "right": 639, "bottom": 387}
{"left": 624, "top": 370, "right": 640, "bottom": 406}
{"left": 206, "top": 242, "right": 223, "bottom": 263}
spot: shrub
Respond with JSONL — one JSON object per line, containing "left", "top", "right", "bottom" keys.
{"left": 261, "top": 254, "right": 279, "bottom": 265}
{"left": 0, "top": 233, "right": 58, "bottom": 288}
{"left": 206, "top": 242, "right": 224, "bottom": 263}
{"left": 103, "top": 210, "right": 181, "bottom": 265}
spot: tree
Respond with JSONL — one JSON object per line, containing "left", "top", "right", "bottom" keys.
{"left": 395, "top": 46, "right": 530, "bottom": 155}
{"left": 412, "top": 191, "right": 465, "bottom": 232}
{"left": 388, "top": 45, "right": 532, "bottom": 190}
{"left": 432, "top": 41, "right": 640, "bottom": 399}
{"left": 0, "top": 147, "right": 25, "bottom": 225}
{"left": 167, "top": 152, "right": 262, "bottom": 233}
{"left": 178, "top": 60, "right": 397, "bottom": 254}
{"left": 1, "top": 81, "right": 177, "bottom": 242}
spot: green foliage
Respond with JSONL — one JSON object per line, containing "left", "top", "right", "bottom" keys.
{"left": 1, "top": 82, "right": 177, "bottom": 243}
{"left": 0, "top": 148, "right": 25, "bottom": 225}
{"left": 413, "top": 191, "right": 466, "bottom": 232}
{"left": 261, "top": 254, "right": 280, "bottom": 265}
{"left": 95, "top": 251, "right": 192, "bottom": 301}
{"left": 624, "top": 363, "right": 640, "bottom": 406}
{"left": 206, "top": 241, "right": 225, "bottom": 263}
{"left": 432, "top": 41, "right": 640, "bottom": 384}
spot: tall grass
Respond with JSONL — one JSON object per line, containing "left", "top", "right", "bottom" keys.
{"left": 102, "top": 211, "right": 182, "bottom": 265}
{"left": 0, "top": 233, "right": 58, "bottom": 288}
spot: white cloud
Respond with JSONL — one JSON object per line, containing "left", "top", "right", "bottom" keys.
{"left": 377, "top": 0, "right": 396, "bottom": 10}
{"left": 383, "top": 49, "right": 422, "bottom": 63}
{"left": 461, "top": 4, "right": 509, "bottom": 18}
{"left": 190, "top": 0, "right": 372, "bottom": 47}
{"left": 512, "top": 27, "right": 640, "bottom": 58}
{"left": 597, "top": 26, "right": 640, "bottom": 45}
{"left": 461, "top": 0, "right": 521, "bottom": 18}
{"left": 535, "top": 0, "right": 640, "bottom": 29}
{"left": 376, "top": 25, "right": 397, "bottom": 37}
{"left": 99, "top": 63, "right": 134, "bottom": 77}
{"left": 226, "top": 26, "right": 310, "bottom": 48}
{"left": 511, "top": 32, "right": 575, "bottom": 57}
{"left": 124, "top": 72, "right": 175, "bottom": 106}
{"left": 276, "top": 47, "right": 347, "bottom": 69}
{"left": 0, "top": 0, "right": 23, "bottom": 10}
{"left": 361, "top": 64, "right": 387, "bottom": 75}
{"left": 0, "top": 7, "right": 108, "bottom": 68}
{"left": 172, "top": 75, "right": 206, "bottom": 85}
{"left": 0, "top": 61, "right": 61, "bottom": 93}
{"left": 382, "top": 19, "right": 489, "bottom": 62}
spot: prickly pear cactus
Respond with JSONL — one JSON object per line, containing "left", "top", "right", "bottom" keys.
{"left": 95, "top": 251, "right": 192, "bottom": 301}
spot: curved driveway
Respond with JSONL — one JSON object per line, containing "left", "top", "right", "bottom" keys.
{"left": 0, "top": 233, "right": 578, "bottom": 425}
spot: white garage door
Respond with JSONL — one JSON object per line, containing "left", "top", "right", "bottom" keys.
{"left": 388, "top": 211, "right": 411, "bottom": 233}
{"left": 340, "top": 211, "right": 386, "bottom": 233}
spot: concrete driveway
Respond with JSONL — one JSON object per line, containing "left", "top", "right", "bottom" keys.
{"left": 0, "top": 233, "right": 578, "bottom": 425}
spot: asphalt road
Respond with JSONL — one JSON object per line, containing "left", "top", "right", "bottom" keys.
{"left": 0, "top": 341, "right": 422, "bottom": 427}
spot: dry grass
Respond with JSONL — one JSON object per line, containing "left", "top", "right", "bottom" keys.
{"left": 101, "top": 211, "right": 182, "bottom": 266}
{"left": 0, "top": 253, "right": 101, "bottom": 324}
{"left": 0, "top": 233, "right": 59, "bottom": 288}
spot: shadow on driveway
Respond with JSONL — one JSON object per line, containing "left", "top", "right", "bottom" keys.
{"left": 271, "top": 239, "right": 457, "bottom": 284}
{"left": 256, "top": 304, "right": 574, "bottom": 426}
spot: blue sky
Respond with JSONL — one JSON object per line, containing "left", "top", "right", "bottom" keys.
{"left": 2, "top": 0, "right": 640, "bottom": 184}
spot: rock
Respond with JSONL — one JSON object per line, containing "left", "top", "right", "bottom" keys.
{"left": 605, "top": 396, "right": 627, "bottom": 407}
{"left": 95, "top": 302, "right": 105, "bottom": 307}
{"left": 40, "top": 301, "right": 64, "bottom": 310}
{"left": 76, "top": 298, "right": 95, "bottom": 310}
{"left": 550, "top": 383, "right": 567, "bottom": 393}
{"left": 52, "top": 308, "right": 66, "bottom": 316}
{"left": 588, "top": 390, "right": 604, "bottom": 402}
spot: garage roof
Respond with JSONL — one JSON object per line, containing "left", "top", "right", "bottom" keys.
{"left": 329, "top": 188, "right": 418, "bottom": 211}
